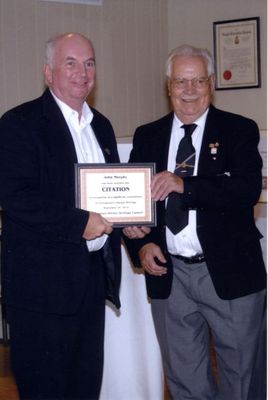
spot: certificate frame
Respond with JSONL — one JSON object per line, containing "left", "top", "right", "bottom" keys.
{"left": 213, "top": 17, "right": 261, "bottom": 90}
{"left": 75, "top": 163, "right": 156, "bottom": 227}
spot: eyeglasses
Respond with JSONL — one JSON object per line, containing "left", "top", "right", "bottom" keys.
{"left": 171, "top": 77, "right": 210, "bottom": 89}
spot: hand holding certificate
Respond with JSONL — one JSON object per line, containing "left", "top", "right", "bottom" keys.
{"left": 75, "top": 163, "right": 156, "bottom": 227}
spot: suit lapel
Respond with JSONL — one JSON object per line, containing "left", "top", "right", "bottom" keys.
{"left": 155, "top": 112, "right": 174, "bottom": 172}
{"left": 41, "top": 89, "right": 78, "bottom": 165}
{"left": 91, "top": 112, "right": 117, "bottom": 163}
{"left": 42, "top": 91, "right": 116, "bottom": 165}
{"left": 197, "top": 105, "right": 224, "bottom": 175}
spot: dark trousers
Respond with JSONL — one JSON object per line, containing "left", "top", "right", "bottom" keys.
{"left": 7, "top": 255, "right": 106, "bottom": 400}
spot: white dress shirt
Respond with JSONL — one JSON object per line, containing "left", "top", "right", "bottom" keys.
{"left": 51, "top": 91, "right": 107, "bottom": 252}
{"left": 166, "top": 110, "right": 208, "bottom": 257}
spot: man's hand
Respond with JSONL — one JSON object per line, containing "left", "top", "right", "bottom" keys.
{"left": 139, "top": 243, "right": 167, "bottom": 276}
{"left": 123, "top": 226, "right": 151, "bottom": 239}
{"left": 82, "top": 211, "right": 113, "bottom": 240}
{"left": 151, "top": 171, "right": 184, "bottom": 201}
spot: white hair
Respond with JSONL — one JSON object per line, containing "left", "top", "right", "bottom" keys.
{"left": 166, "top": 44, "right": 215, "bottom": 77}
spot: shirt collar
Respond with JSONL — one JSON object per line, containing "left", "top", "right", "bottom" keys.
{"left": 50, "top": 89, "right": 93, "bottom": 127}
{"left": 173, "top": 108, "right": 209, "bottom": 130}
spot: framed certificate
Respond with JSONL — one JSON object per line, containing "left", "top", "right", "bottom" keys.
{"left": 213, "top": 17, "right": 261, "bottom": 90}
{"left": 75, "top": 163, "right": 156, "bottom": 227}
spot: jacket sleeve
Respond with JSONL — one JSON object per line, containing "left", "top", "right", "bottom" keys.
{"left": 0, "top": 108, "right": 89, "bottom": 244}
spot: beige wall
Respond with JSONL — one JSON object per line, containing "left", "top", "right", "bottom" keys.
{"left": 167, "top": 0, "right": 267, "bottom": 130}
{"left": 0, "top": 0, "right": 266, "bottom": 136}
{"left": 0, "top": 0, "right": 168, "bottom": 138}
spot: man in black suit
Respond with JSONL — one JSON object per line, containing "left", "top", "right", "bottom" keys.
{"left": 0, "top": 32, "right": 121, "bottom": 400}
{"left": 123, "top": 44, "right": 266, "bottom": 399}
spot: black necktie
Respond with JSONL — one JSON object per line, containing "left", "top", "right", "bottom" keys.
{"left": 166, "top": 123, "right": 197, "bottom": 234}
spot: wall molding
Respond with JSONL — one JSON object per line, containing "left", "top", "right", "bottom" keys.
{"left": 39, "top": 0, "right": 102, "bottom": 5}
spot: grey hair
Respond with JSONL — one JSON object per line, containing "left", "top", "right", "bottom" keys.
{"left": 166, "top": 44, "right": 215, "bottom": 77}
{"left": 44, "top": 35, "right": 61, "bottom": 67}
{"left": 44, "top": 33, "right": 94, "bottom": 67}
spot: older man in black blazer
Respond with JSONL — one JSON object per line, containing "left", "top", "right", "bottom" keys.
{"left": 123, "top": 45, "right": 266, "bottom": 399}
{"left": 0, "top": 33, "right": 121, "bottom": 400}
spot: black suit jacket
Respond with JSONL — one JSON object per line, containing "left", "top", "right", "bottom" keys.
{"left": 0, "top": 89, "right": 121, "bottom": 314}
{"left": 124, "top": 105, "right": 266, "bottom": 300}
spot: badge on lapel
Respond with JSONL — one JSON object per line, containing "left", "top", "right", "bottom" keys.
{"left": 209, "top": 142, "right": 219, "bottom": 160}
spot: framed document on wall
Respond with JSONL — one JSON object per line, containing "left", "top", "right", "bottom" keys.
{"left": 213, "top": 17, "right": 261, "bottom": 90}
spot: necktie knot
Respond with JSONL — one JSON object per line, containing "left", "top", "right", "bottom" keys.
{"left": 181, "top": 123, "right": 197, "bottom": 137}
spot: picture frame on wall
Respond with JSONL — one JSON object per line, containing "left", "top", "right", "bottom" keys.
{"left": 213, "top": 17, "right": 261, "bottom": 90}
